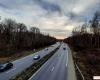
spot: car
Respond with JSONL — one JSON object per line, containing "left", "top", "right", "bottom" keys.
{"left": 45, "top": 48, "right": 48, "bottom": 51}
{"left": 33, "top": 55, "right": 40, "bottom": 60}
{"left": 0, "top": 64, "right": 5, "bottom": 72}
{"left": 51, "top": 45, "right": 54, "bottom": 47}
{"left": 63, "top": 47, "right": 66, "bottom": 50}
{"left": 0, "top": 62, "right": 13, "bottom": 72}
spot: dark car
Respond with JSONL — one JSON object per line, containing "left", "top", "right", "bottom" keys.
{"left": 63, "top": 47, "right": 66, "bottom": 50}
{"left": 33, "top": 55, "right": 40, "bottom": 60}
{"left": 0, "top": 62, "right": 13, "bottom": 72}
{"left": 45, "top": 48, "right": 48, "bottom": 51}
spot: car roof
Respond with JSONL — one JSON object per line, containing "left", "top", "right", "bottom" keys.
{"left": 0, "top": 64, "right": 6, "bottom": 68}
{"left": 0, "top": 65, "right": 3, "bottom": 67}
{"left": 34, "top": 55, "right": 39, "bottom": 56}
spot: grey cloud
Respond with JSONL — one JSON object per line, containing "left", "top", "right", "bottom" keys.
{"left": 33, "top": 0, "right": 61, "bottom": 13}
{"left": 0, "top": 3, "right": 9, "bottom": 9}
{"left": 0, "top": 0, "right": 34, "bottom": 10}
{"left": 0, "top": 0, "right": 100, "bottom": 38}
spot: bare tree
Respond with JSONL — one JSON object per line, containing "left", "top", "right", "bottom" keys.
{"left": 0, "top": 18, "right": 57, "bottom": 57}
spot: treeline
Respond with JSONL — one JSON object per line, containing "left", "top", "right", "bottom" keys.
{"left": 64, "top": 11, "right": 100, "bottom": 50}
{"left": 0, "top": 18, "right": 56, "bottom": 56}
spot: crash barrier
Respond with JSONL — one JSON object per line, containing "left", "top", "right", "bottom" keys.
{"left": 75, "top": 63, "right": 85, "bottom": 80}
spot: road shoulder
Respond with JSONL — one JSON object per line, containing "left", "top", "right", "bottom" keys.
{"left": 67, "top": 46, "right": 77, "bottom": 80}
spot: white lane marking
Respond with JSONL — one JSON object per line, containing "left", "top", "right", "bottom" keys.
{"left": 51, "top": 67, "right": 55, "bottom": 71}
{"left": 66, "top": 47, "right": 68, "bottom": 67}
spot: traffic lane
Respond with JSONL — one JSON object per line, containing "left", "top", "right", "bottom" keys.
{"left": 43, "top": 47, "right": 65, "bottom": 80}
{"left": 0, "top": 43, "right": 59, "bottom": 80}
{"left": 12, "top": 43, "right": 59, "bottom": 64}
{"left": 29, "top": 44, "right": 66, "bottom": 80}
{"left": 48, "top": 47, "right": 68, "bottom": 80}
{"left": 0, "top": 45, "right": 59, "bottom": 80}
{"left": 55, "top": 49, "right": 68, "bottom": 80}
{"left": 29, "top": 44, "right": 68, "bottom": 80}
{"left": 29, "top": 44, "right": 63, "bottom": 80}
{"left": 13, "top": 43, "right": 60, "bottom": 68}
{"left": 0, "top": 43, "right": 59, "bottom": 74}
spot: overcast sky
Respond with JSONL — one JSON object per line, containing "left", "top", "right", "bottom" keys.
{"left": 0, "top": 0, "right": 100, "bottom": 39}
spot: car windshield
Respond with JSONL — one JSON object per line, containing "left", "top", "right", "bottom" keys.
{"left": 34, "top": 55, "right": 39, "bottom": 57}
{"left": 0, "top": 65, "right": 3, "bottom": 68}
{"left": 0, "top": 64, "right": 4, "bottom": 69}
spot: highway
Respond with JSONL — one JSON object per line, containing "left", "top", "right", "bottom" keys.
{"left": 0, "top": 42, "right": 60, "bottom": 80}
{"left": 29, "top": 43, "right": 68, "bottom": 80}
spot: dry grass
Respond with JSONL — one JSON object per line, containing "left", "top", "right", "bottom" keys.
{"left": 73, "top": 49, "right": 100, "bottom": 80}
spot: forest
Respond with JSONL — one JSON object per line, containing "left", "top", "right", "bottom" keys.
{"left": 0, "top": 18, "right": 56, "bottom": 57}
{"left": 64, "top": 11, "right": 100, "bottom": 50}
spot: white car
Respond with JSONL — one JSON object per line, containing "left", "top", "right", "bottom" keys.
{"left": 33, "top": 55, "right": 40, "bottom": 60}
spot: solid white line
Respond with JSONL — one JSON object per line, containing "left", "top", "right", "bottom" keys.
{"left": 66, "top": 48, "right": 68, "bottom": 67}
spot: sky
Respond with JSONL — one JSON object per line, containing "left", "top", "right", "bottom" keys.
{"left": 0, "top": 0, "right": 100, "bottom": 39}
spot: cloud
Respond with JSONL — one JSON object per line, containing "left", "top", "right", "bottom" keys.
{"left": 0, "top": 3, "right": 9, "bottom": 9}
{"left": 0, "top": 0, "right": 100, "bottom": 39}
{"left": 33, "top": 0, "right": 61, "bottom": 14}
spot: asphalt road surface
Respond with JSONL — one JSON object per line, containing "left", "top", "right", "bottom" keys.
{"left": 0, "top": 42, "right": 60, "bottom": 80}
{"left": 29, "top": 43, "right": 69, "bottom": 80}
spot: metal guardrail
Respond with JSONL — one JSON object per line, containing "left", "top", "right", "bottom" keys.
{"left": 75, "top": 63, "right": 85, "bottom": 80}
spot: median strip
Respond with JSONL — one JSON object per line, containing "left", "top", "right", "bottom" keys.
{"left": 10, "top": 45, "right": 60, "bottom": 80}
